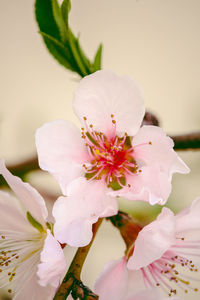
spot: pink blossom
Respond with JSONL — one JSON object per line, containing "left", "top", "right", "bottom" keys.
{"left": 127, "top": 198, "right": 200, "bottom": 298}
{"left": 36, "top": 70, "right": 189, "bottom": 246}
{"left": 94, "top": 257, "right": 182, "bottom": 300}
{"left": 95, "top": 199, "right": 200, "bottom": 299}
{"left": 0, "top": 160, "right": 66, "bottom": 299}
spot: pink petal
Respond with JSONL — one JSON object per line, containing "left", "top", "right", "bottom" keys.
{"left": 73, "top": 70, "right": 145, "bottom": 136}
{"left": 94, "top": 257, "right": 128, "bottom": 300}
{"left": 176, "top": 197, "right": 200, "bottom": 235}
{"left": 13, "top": 273, "right": 56, "bottom": 300}
{"left": 127, "top": 208, "right": 176, "bottom": 270}
{"left": 114, "top": 126, "right": 189, "bottom": 205}
{"left": 0, "top": 160, "right": 48, "bottom": 226}
{"left": 126, "top": 289, "right": 162, "bottom": 300}
{"left": 37, "top": 230, "right": 66, "bottom": 288}
{"left": 132, "top": 126, "right": 190, "bottom": 176}
{"left": 113, "top": 164, "right": 172, "bottom": 205}
{"left": 53, "top": 178, "right": 118, "bottom": 247}
{"left": 36, "top": 120, "right": 89, "bottom": 195}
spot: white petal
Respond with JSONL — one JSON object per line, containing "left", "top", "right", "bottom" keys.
{"left": 13, "top": 273, "right": 56, "bottom": 300}
{"left": 132, "top": 126, "right": 190, "bottom": 175}
{"left": 127, "top": 208, "right": 176, "bottom": 270}
{"left": 36, "top": 120, "right": 89, "bottom": 195}
{"left": 37, "top": 230, "right": 66, "bottom": 288}
{"left": 94, "top": 257, "right": 128, "bottom": 300}
{"left": 0, "top": 159, "right": 47, "bottom": 225}
{"left": 73, "top": 70, "right": 145, "bottom": 136}
{"left": 0, "top": 190, "right": 30, "bottom": 231}
{"left": 53, "top": 178, "right": 118, "bottom": 247}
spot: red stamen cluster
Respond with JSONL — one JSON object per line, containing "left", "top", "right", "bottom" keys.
{"left": 81, "top": 115, "right": 139, "bottom": 189}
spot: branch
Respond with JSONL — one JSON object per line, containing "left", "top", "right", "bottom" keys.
{"left": 54, "top": 219, "right": 102, "bottom": 300}
{"left": 172, "top": 132, "right": 200, "bottom": 150}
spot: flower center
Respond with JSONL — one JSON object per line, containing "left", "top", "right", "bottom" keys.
{"left": 81, "top": 115, "right": 139, "bottom": 190}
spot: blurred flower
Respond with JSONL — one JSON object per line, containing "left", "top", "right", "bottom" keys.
{"left": 0, "top": 160, "right": 66, "bottom": 300}
{"left": 36, "top": 70, "right": 189, "bottom": 246}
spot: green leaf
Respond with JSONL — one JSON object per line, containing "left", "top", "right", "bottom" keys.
{"left": 93, "top": 44, "right": 103, "bottom": 71}
{"left": 61, "top": 0, "right": 71, "bottom": 28}
{"left": 39, "top": 31, "right": 79, "bottom": 72}
{"left": 35, "top": 0, "right": 61, "bottom": 41}
{"left": 51, "top": 0, "right": 68, "bottom": 43}
{"left": 35, "top": 0, "right": 103, "bottom": 77}
{"left": 26, "top": 212, "right": 44, "bottom": 233}
{"left": 71, "top": 32, "right": 92, "bottom": 75}
{"left": 68, "top": 30, "right": 88, "bottom": 76}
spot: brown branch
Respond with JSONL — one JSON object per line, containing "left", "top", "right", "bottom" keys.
{"left": 54, "top": 219, "right": 103, "bottom": 300}
{"left": 172, "top": 132, "right": 200, "bottom": 151}
{"left": 142, "top": 111, "right": 160, "bottom": 127}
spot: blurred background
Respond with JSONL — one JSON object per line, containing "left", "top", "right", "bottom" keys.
{"left": 0, "top": 0, "right": 200, "bottom": 299}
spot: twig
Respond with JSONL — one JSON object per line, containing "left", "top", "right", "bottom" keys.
{"left": 53, "top": 219, "right": 103, "bottom": 300}
{"left": 172, "top": 132, "right": 200, "bottom": 150}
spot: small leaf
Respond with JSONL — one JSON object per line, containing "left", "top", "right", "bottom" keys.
{"left": 68, "top": 30, "right": 88, "bottom": 76}
{"left": 71, "top": 32, "right": 92, "bottom": 74}
{"left": 27, "top": 212, "right": 44, "bottom": 233}
{"left": 61, "top": 0, "right": 71, "bottom": 28}
{"left": 35, "top": 0, "right": 61, "bottom": 41}
{"left": 40, "top": 31, "right": 78, "bottom": 72}
{"left": 93, "top": 44, "right": 103, "bottom": 71}
{"left": 51, "top": 0, "right": 68, "bottom": 43}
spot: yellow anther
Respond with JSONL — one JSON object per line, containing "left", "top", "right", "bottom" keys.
{"left": 94, "top": 149, "right": 100, "bottom": 155}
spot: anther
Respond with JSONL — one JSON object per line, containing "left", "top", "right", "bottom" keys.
{"left": 83, "top": 116, "right": 87, "bottom": 120}
{"left": 149, "top": 141, "right": 152, "bottom": 145}
{"left": 111, "top": 114, "right": 114, "bottom": 118}
{"left": 112, "top": 120, "right": 116, "bottom": 124}
{"left": 8, "top": 289, "right": 12, "bottom": 293}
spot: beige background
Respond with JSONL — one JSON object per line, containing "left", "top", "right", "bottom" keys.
{"left": 0, "top": 0, "right": 200, "bottom": 299}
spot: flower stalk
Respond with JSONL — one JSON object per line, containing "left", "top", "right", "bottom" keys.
{"left": 109, "top": 211, "right": 142, "bottom": 256}
{"left": 53, "top": 219, "right": 102, "bottom": 300}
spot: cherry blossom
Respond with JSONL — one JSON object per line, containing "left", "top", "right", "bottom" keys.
{"left": 94, "top": 257, "right": 182, "bottom": 300}
{"left": 0, "top": 160, "right": 66, "bottom": 300}
{"left": 95, "top": 198, "right": 200, "bottom": 299}
{"left": 36, "top": 70, "right": 189, "bottom": 246}
{"left": 127, "top": 198, "right": 200, "bottom": 298}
